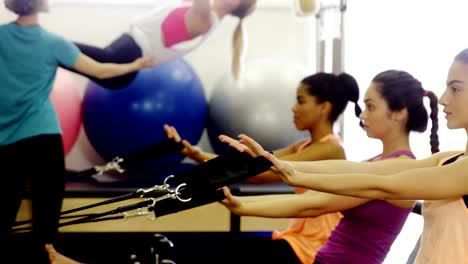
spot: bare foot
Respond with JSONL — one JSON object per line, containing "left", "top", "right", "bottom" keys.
{"left": 45, "top": 244, "right": 85, "bottom": 264}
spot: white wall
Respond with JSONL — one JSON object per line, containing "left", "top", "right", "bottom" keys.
{"left": 343, "top": 0, "right": 468, "bottom": 161}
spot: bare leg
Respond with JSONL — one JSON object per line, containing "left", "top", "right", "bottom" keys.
{"left": 45, "top": 244, "right": 85, "bottom": 264}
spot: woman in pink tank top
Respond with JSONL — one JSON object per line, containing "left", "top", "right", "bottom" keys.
{"left": 220, "top": 69, "right": 439, "bottom": 264}
{"left": 165, "top": 72, "right": 361, "bottom": 264}
{"left": 63, "top": 0, "right": 256, "bottom": 89}
{"left": 254, "top": 49, "right": 468, "bottom": 263}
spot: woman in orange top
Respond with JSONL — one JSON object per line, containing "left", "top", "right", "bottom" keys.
{"left": 165, "top": 72, "right": 361, "bottom": 264}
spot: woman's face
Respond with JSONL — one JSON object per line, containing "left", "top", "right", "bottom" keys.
{"left": 359, "top": 83, "right": 396, "bottom": 139}
{"left": 440, "top": 61, "right": 468, "bottom": 130}
{"left": 291, "top": 84, "right": 324, "bottom": 131}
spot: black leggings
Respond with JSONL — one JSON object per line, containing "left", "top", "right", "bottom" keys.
{"left": 67, "top": 33, "right": 143, "bottom": 89}
{"left": 0, "top": 135, "right": 65, "bottom": 263}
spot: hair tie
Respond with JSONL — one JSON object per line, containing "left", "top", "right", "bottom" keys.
{"left": 423, "top": 90, "right": 429, "bottom": 96}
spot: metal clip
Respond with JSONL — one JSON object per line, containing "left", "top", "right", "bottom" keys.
{"left": 94, "top": 157, "right": 125, "bottom": 175}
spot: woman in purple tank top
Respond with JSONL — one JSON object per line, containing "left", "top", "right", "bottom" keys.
{"left": 220, "top": 70, "right": 439, "bottom": 264}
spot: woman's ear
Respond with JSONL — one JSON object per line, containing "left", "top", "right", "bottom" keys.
{"left": 391, "top": 108, "right": 408, "bottom": 122}
{"left": 320, "top": 101, "right": 332, "bottom": 117}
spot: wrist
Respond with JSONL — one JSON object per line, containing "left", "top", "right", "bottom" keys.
{"left": 189, "top": 148, "right": 206, "bottom": 163}
{"left": 287, "top": 171, "right": 302, "bottom": 187}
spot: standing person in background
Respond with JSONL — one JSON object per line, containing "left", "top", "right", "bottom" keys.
{"left": 0, "top": 0, "right": 150, "bottom": 263}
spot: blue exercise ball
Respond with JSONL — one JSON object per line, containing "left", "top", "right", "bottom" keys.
{"left": 82, "top": 59, "right": 207, "bottom": 179}
{"left": 207, "top": 58, "right": 309, "bottom": 154}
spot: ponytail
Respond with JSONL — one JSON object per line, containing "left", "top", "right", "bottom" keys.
{"left": 232, "top": 19, "right": 246, "bottom": 80}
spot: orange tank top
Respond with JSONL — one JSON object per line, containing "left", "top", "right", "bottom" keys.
{"left": 272, "top": 134, "right": 343, "bottom": 264}
{"left": 415, "top": 153, "right": 468, "bottom": 264}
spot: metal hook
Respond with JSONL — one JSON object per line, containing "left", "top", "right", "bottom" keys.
{"left": 174, "top": 183, "right": 192, "bottom": 203}
{"left": 94, "top": 157, "right": 125, "bottom": 175}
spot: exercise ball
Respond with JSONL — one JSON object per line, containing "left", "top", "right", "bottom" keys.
{"left": 82, "top": 59, "right": 207, "bottom": 178}
{"left": 50, "top": 68, "right": 82, "bottom": 155}
{"left": 207, "top": 58, "right": 309, "bottom": 154}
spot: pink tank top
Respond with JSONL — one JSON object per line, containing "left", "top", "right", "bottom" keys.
{"left": 314, "top": 150, "right": 415, "bottom": 264}
{"left": 272, "top": 134, "right": 343, "bottom": 264}
{"left": 162, "top": 7, "right": 191, "bottom": 47}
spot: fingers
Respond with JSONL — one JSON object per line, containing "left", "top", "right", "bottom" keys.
{"left": 164, "top": 124, "right": 181, "bottom": 142}
{"left": 219, "top": 186, "right": 233, "bottom": 206}
{"left": 262, "top": 151, "right": 285, "bottom": 172}
{"left": 218, "top": 135, "right": 246, "bottom": 153}
{"left": 263, "top": 151, "right": 278, "bottom": 166}
{"left": 221, "top": 186, "right": 232, "bottom": 197}
{"left": 218, "top": 134, "right": 235, "bottom": 144}
{"left": 182, "top": 139, "right": 193, "bottom": 149}
{"left": 45, "top": 244, "right": 57, "bottom": 263}
{"left": 164, "top": 124, "right": 172, "bottom": 139}
{"left": 219, "top": 134, "right": 260, "bottom": 157}
{"left": 169, "top": 125, "right": 181, "bottom": 142}
{"left": 238, "top": 134, "right": 266, "bottom": 155}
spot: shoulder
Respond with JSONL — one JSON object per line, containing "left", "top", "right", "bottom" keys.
{"left": 42, "top": 30, "right": 69, "bottom": 43}
{"left": 302, "top": 140, "right": 345, "bottom": 159}
{"left": 290, "top": 138, "right": 310, "bottom": 151}
{"left": 0, "top": 24, "right": 8, "bottom": 31}
{"left": 0, "top": 23, "right": 16, "bottom": 36}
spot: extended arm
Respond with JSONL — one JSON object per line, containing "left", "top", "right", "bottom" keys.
{"left": 285, "top": 155, "right": 468, "bottom": 200}
{"left": 72, "top": 53, "right": 150, "bottom": 80}
{"left": 246, "top": 141, "right": 345, "bottom": 184}
{"left": 220, "top": 187, "right": 368, "bottom": 218}
{"left": 233, "top": 133, "right": 459, "bottom": 175}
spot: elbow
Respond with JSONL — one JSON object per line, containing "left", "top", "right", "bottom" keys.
{"left": 376, "top": 178, "right": 402, "bottom": 199}
{"left": 299, "top": 206, "right": 327, "bottom": 217}
{"left": 363, "top": 184, "right": 399, "bottom": 200}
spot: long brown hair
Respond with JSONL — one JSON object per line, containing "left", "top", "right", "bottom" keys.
{"left": 230, "top": 0, "right": 257, "bottom": 80}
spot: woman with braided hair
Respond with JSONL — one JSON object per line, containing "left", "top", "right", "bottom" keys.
{"left": 219, "top": 69, "right": 439, "bottom": 264}
{"left": 245, "top": 50, "right": 468, "bottom": 263}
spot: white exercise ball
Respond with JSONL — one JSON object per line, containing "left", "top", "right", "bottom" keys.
{"left": 207, "top": 58, "right": 310, "bottom": 153}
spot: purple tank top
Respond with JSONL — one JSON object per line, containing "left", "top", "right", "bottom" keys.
{"left": 315, "top": 150, "right": 414, "bottom": 264}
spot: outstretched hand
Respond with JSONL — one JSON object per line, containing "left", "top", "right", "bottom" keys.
{"left": 218, "top": 133, "right": 266, "bottom": 157}
{"left": 218, "top": 133, "right": 298, "bottom": 184}
{"left": 261, "top": 151, "right": 298, "bottom": 185}
{"left": 164, "top": 124, "right": 201, "bottom": 159}
{"left": 219, "top": 187, "right": 243, "bottom": 214}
